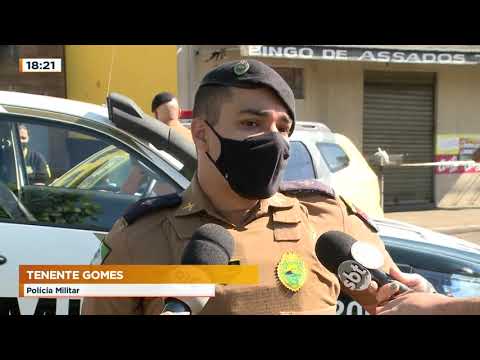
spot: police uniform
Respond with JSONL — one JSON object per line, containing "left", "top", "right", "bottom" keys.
{"left": 23, "top": 147, "right": 51, "bottom": 184}
{"left": 82, "top": 60, "right": 396, "bottom": 315}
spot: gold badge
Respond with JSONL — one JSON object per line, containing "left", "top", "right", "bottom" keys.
{"left": 182, "top": 202, "right": 195, "bottom": 212}
{"left": 276, "top": 252, "right": 307, "bottom": 292}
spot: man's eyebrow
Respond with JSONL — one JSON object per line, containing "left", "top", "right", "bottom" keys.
{"left": 238, "top": 109, "right": 293, "bottom": 125}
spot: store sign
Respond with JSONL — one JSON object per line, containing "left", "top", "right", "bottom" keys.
{"left": 436, "top": 134, "right": 480, "bottom": 174}
{"left": 241, "top": 45, "right": 480, "bottom": 65}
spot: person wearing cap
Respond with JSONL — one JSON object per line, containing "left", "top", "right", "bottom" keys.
{"left": 151, "top": 92, "right": 193, "bottom": 141}
{"left": 82, "top": 60, "right": 433, "bottom": 315}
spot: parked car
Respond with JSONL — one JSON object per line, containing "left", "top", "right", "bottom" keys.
{"left": 1, "top": 91, "right": 478, "bottom": 315}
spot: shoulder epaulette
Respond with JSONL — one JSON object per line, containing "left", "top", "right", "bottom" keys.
{"left": 123, "top": 192, "right": 182, "bottom": 225}
{"left": 279, "top": 180, "right": 336, "bottom": 199}
{"left": 339, "top": 196, "right": 378, "bottom": 233}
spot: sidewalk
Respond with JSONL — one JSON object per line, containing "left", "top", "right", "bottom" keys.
{"left": 386, "top": 208, "right": 480, "bottom": 235}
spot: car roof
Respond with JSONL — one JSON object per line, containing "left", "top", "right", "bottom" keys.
{"left": 0, "top": 91, "right": 110, "bottom": 124}
{"left": 294, "top": 121, "right": 332, "bottom": 132}
{"left": 290, "top": 123, "right": 336, "bottom": 142}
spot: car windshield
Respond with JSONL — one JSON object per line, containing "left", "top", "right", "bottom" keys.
{"left": 414, "top": 268, "right": 480, "bottom": 298}
{"left": 316, "top": 142, "right": 350, "bottom": 173}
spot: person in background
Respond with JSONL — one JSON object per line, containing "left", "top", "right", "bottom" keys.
{"left": 19, "top": 124, "right": 51, "bottom": 185}
{"left": 151, "top": 92, "right": 192, "bottom": 141}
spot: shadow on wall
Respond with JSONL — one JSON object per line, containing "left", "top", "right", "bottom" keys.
{"left": 436, "top": 173, "right": 480, "bottom": 207}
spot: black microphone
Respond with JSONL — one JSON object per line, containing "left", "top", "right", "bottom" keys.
{"left": 315, "top": 231, "right": 410, "bottom": 293}
{"left": 162, "top": 223, "right": 235, "bottom": 315}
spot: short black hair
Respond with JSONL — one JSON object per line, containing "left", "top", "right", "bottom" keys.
{"left": 151, "top": 92, "right": 176, "bottom": 113}
{"left": 192, "top": 86, "right": 232, "bottom": 125}
{"left": 18, "top": 124, "right": 28, "bottom": 132}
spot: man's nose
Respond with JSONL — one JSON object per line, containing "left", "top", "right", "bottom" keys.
{"left": 264, "top": 112, "right": 283, "bottom": 132}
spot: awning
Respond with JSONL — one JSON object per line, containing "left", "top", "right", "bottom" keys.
{"left": 240, "top": 45, "right": 480, "bottom": 65}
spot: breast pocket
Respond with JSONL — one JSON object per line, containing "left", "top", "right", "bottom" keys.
{"left": 272, "top": 208, "right": 302, "bottom": 242}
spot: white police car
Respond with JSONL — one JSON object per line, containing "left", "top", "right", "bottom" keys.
{"left": 1, "top": 91, "right": 479, "bottom": 315}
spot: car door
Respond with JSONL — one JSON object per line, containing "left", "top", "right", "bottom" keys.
{"left": 0, "top": 112, "right": 185, "bottom": 315}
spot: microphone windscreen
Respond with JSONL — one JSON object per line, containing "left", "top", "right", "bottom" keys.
{"left": 315, "top": 231, "right": 356, "bottom": 273}
{"left": 181, "top": 224, "right": 235, "bottom": 265}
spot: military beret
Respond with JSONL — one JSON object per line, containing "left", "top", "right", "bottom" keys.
{"left": 198, "top": 59, "right": 296, "bottom": 135}
{"left": 151, "top": 92, "right": 176, "bottom": 112}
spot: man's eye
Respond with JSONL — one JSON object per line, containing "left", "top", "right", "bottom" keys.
{"left": 242, "top": 121, "right": 258, "bottom": 127}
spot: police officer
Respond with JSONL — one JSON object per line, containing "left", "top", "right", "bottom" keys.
{"left": 82, "top": 60, "right": 433, "bottom": 315}
{"left": 19, "top": 124, "right": 51, "bottom": 185}
{"left": 151, "top": 92, "right": 193, "bottom": 141}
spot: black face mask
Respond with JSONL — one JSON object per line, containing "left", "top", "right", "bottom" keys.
{"left": 205, "top": 122, "right": 290, "bottom": 199}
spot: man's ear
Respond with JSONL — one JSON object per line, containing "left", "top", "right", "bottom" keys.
{"left": 191, "top": 118, "right": 208, "bottom": 152}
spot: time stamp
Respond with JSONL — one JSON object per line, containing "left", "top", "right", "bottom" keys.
{"left": 19, "top": 58, "right": 62, "bottom": 73}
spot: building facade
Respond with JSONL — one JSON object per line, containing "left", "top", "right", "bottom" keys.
{"left": 65, "top": 45, "right": 178, "bottom": 113}
{"left": 0, "top": 45, "right": 178, "bottom": 114}
{"left": 0, "top": 45, "right": 66, "bottom": 97}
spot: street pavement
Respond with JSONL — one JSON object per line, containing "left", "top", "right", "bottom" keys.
{"left": 386, "top": 208, "right": 480, "bottom": 245}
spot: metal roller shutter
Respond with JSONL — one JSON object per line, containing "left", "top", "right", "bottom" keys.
{"left": 363, "top": 71, "right": 435, "bottom": 212}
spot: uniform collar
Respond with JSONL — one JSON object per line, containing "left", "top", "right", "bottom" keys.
{"left": 175, "top": 174, "right": 213, "bottom": 218}
{"left": 175, "top": 175, "right": 297, "bottom": 225}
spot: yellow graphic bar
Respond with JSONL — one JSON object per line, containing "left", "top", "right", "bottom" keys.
{"left": 19, "top": 265, "right": 259, "bottom": 285}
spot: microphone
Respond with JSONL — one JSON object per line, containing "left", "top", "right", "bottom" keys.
{"left": 161, "top": 223, "right": 235, "bottom": 315}
{"left": 315, "top": 231, "right": 410, "bottom": 293}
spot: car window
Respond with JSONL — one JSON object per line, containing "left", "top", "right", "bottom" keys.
{"left": 316, "top": 142, "right": 350, "bottom": 173}
{"left": 284, "top": 141, "right": 316, "bottom": 181}
{"left": 3, "top": 118, "right": 182, "bottom": 231}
